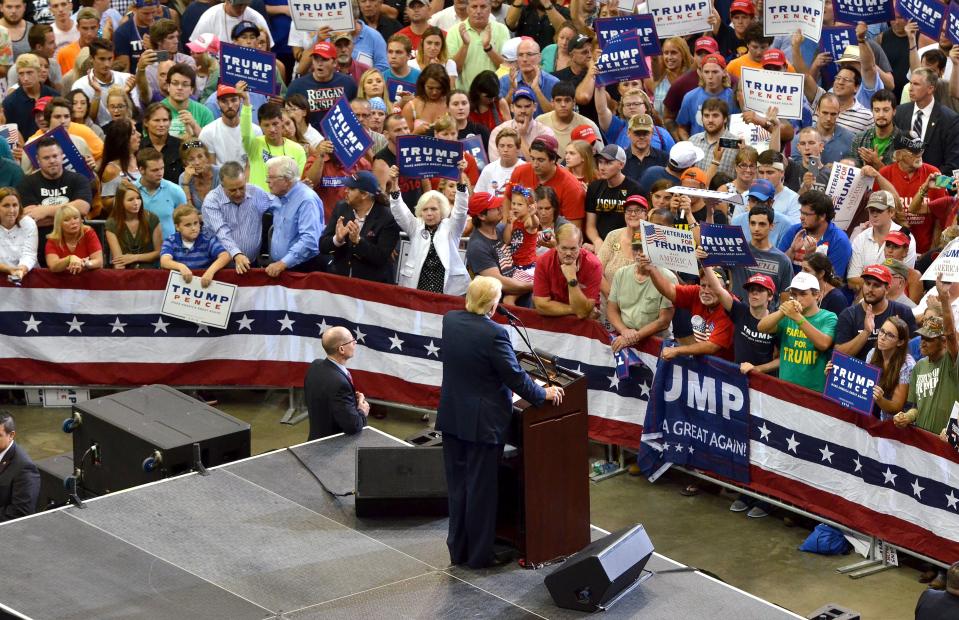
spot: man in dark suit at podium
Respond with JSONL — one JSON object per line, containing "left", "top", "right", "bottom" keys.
{"left": 0, "top": 412, "right": 40, "bottom": 522}
{"left": 304, "top": 327, "right": 370, "bottom": 441}
{"left": 437, "top": 276, "right": 565, "bottom": 568}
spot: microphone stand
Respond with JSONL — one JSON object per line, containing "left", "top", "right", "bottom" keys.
{"left": 499, "top": 308, "right": 554, "bottom": 387}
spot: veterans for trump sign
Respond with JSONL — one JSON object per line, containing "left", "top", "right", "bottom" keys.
{"left": 699, "top": 223, "right": 757, "bottom": 267}
{"left": 396, "top": 135, "right": 463, "bottom": 180}
{"left": 646, "top": 0, "right": 712, "bottom": 38}
{"left": 289, "top": 0, "right": 354, "bottom": 32}
{"left": 641, "top": 221, "right": 698, "bottom": 276}
{"left": 219, "top": 43, "right": 277, "bottom": 95}
{"left": 896, "top": 0, "right": 946, "bottom": 40}
{"left": 764, "top": 0, "right": 825, "bottom": 42}
{"left": 740, "top": 67, "right": 804, "bottom": 120}
{"left": 320, "top": 97, "right": 372, "bottom": 170}
{"left": 595, "top": 33, "right": 649, "bottom": 86}
{"left": 824, "top": 162, "right": 867, "bottom": 231}
{"left": 160, "top": 272, "right": 237, "bottom": 330}
{"left": 832, "top": 0, "right": 893, "bottom": 24}
{"left": 824, "top": 351, "right": 879, "bottom": 416}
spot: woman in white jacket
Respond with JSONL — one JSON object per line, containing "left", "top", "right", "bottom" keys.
{"left": 387, "top": 161, "right": 471, "bottom": 296}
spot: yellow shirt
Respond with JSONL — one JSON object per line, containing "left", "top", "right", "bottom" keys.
{"left": 240, "top": 104, "right": 306, "bottom": 191}
{"left": 445, "top": 20, "right": 510, "bottom": 91}
{"left": 28, "top": 122, "right": 104, "bottom": 161}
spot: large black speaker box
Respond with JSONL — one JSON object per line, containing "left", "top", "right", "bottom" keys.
{"left": 36, "top": 452, "right": 75, "bottom": 511}
{"left": 354, "top": 446, "right": 448, "bottom": 517}
{"left": 544, "top": 524, "right": 655, "bottom": 612}
{"left": 69, "top": 385, "right": 251, "bottom": 495}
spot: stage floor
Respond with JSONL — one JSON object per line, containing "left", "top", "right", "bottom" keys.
{"left": 0, "top": 428, "right": 802, "bottom": 619}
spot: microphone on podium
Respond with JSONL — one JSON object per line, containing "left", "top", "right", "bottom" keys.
{"left": 495, "top": 304, "right": 553, "bottom": 386}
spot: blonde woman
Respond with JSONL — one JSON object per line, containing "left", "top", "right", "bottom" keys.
{"left": 651, "top": 37, "right": 693, "bottom": 119}
{"left": 45, "top": 205, "right": 103, "bottom": 274}
{"left": 357, "top": 68, "right": 391, "bottom": 110}
{"left": 564, "top": 140, "right": 596, "bottom": 187}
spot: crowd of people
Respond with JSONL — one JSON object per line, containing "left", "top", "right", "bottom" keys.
{"left": 0, "top": 0, "right": 958, "bottom": 599}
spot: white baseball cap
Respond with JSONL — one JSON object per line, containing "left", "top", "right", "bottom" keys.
{"left": 669, "top": 142, "right": 705, "bottom": 170}
{"left": 789, "top": 272, "right": 820, "bottom": 292}
{"left": 501, "top": 37, "right": 522, "bottom": 63}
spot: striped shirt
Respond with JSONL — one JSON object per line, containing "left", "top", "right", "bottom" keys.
{"left": 201, "top": 184, "right": 272, "bottom": 261}
{"left": 160, "top": 231, "right": 227, "bottom": 270}
{"left": 813, "top": 88, "right": 875, "bottom": 135}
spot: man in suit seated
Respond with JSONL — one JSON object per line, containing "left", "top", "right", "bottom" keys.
{"left": 437, "top": 276, "right": 565, "bottom": 568}
{"left": 0, "top": 412, "right": 40, "bottom": 522}
{"left": 304, "top": 327, "right": 370, "bottom": 441}
{"left": 319, "top": 171, "right": 401, "bottom": 283}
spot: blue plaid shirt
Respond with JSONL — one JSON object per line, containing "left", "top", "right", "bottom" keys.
{"left": 160, "top": 231, "right": 227, "bottom": 270}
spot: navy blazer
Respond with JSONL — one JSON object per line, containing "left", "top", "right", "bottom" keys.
{"left": 0, "top": 442, "right": 40, "bottom": 522}
{"left": 894, "top": 101, "right": 959, "bottom": 173}
{"left": 304, "top": 358, "right": 368, "bottom": 441}
{"left": 436, "top": 310, "right": 547, "bottom": 445}
{"left": 319, "top": 200, "right": 401, "bottom": 283}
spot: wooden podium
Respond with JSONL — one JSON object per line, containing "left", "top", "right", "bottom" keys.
{"left": 496, "top": 352, "right": 591, "bottom": 566}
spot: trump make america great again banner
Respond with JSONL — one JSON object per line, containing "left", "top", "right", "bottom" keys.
{"left": 4, "top": 271, "right": 959, "bottom": 564}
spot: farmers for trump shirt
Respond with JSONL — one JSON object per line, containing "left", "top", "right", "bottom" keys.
{"left": 775, "top": 309, "right": 838, "bottom": 392}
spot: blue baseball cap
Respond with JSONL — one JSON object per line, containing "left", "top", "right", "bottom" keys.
{"left": 512, "top": 86, "right": 535, "bottom": 103}
{"left": 747, "top": 179, "right": 775, "bottom": 202}
{"left": 345, "top": 171, "right": 380, "bottom": 195}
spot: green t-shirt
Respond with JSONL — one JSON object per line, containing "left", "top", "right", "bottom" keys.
{"left": 776, "top": 309, "right": 838, "bottom": 392}
{"left": 873, "top": 133, "right": 893, "bottom": 158}
{"left": 908, "top": 352, "right": 959, "bottom": 434}
{"left": 162, "top": 98, "right": 215, "bottom": 140}
{"left": 608, "top": 264, "right": 675, "bottom": 338}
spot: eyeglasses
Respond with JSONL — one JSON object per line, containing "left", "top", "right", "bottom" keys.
{"left": 338, "top": 339, "right": 356, "bottom": 348}
{"left": 736, "top": 163, "right": 757, "bottom": 170}
{"left": 877, "top": 328, "right": 898, "bottom": 340}
{"left": 833, "top": 76, "right": 855, "bottom": 84}
{"left": 799, "top": 210, "right": 817, "bottom": 217}
{"left": 624, "top": 207, "right": 646, "bottom": 214}
{"left": 517, "top": 52, "right": 540, "bottom": 58}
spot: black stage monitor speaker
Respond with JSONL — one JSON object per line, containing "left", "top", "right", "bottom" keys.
{"left": 36, "top": 452, "right": 76, "bottom": 510}
{"left": 545, "top": 524, "right": 655, "bottom": 612}
{"left": 355, "top": 446, "right": 448, "bottom": 518}
{"left": 69, "top": 385, "right": 251, "bottom": 495}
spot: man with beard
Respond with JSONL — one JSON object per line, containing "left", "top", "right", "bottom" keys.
{"left": 848, "top": 89, "right": 901, "bottom": 168}
{"left": 886, "top": 135, "right": 948, "bottom": 254}
{"left": 688, "top": 97, "right": 739, "bottom": 180}
{"left": 834, "top": 263, "right": 917, "bottom": 361}
{"left": 287, "top": 41, "right": 358, "bottom": 131}
{"left": 199, "top": 85, "right": 263, "bottom": 167}
{"left": 778, "top": 190, "right": 852, "bottom": 277}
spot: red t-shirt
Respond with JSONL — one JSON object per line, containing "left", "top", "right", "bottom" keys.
{"left": 312, "top": 155, "right": 372, "bottom": 222}
{"left": 533, "top": 247, "right": 602, "bottom": 305}
{"left": 44, "top": 227, "right": 102, "bottom": 260}
{"left": 673, "top": 284, "right": 734, "bottom": 360}
{"left": 510, "top": 163, "right": 586, "bottom": 222}
{"left": 877, "top": 162, "right": 946, "bottom": 253}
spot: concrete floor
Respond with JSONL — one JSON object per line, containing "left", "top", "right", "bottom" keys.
{"left": 5, "top": 389, "right": 931, "bottom": 619}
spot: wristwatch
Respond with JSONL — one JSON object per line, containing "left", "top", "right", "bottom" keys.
{"left": 567, "top": 278, "right": 578, "bottom": 288}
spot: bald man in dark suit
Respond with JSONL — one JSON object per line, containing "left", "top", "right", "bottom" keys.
{"left": 304, "top": 326, "right": 370, "bottom": 441}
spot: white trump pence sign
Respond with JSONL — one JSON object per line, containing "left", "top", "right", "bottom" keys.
{"left": 824, "top": 162, "right": 867, "bottom": 231}
{"left": 289, "top": 0, "right": 354, "bottom": 32}
{"left": 160, "top": 271, "right": 237, "bottom": 330}
{"left": 740, "top": 67, "right": 805, "bottom": 120}
{"left": 763, "top": 0, "right": 825, "bottom": 42}
{"left": 646, "top": 0, "right": 713, "bottom": 38}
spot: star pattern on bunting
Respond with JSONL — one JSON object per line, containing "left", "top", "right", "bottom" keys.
{"left": 110, "top": 317, "right": 126, "bottom": 333}
{"left": 66, "top": 316, "right": 84, "bottom": 333}
{"left": 152, "top": 317, "right": 169, "bottom": 333}
{"left": 237, "top": 315, "right": 254, "bottom": 331}
{"left": 23, "top": 315, "right": 40, "bottom": 333}
{"left": 355, "top": 326, "right": 367, "bottom": 344}
{"left": 317, "top": 318, "right": 330, "bottom": 334}
{"left": 196, "top": 324, "right": 210, "bottom": 334}
{"left": 608, "top": 373, "right": 620, "bottom": 390}
{"left": 819, "top": 444, "right": 833, "bottom": 464}
{"left": 389, "top": 334, "right": 404, "bottom": 351}
{"left": 424, "top": 341, "right": 440, "bottom": 357}
{"left": 911, "top": 479, "right": 925, "bottom": 499}
{"left": 882, "top": 468, "right": 897, "bottom": 486}
{"left": 758, "top": 423, "right": 771, "bottom": 441}
{"left": 278, "top": 313, "right": 295, "bottom": 332}
{"left": 786, "top": 433, "right": 799, "bottom": 454}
